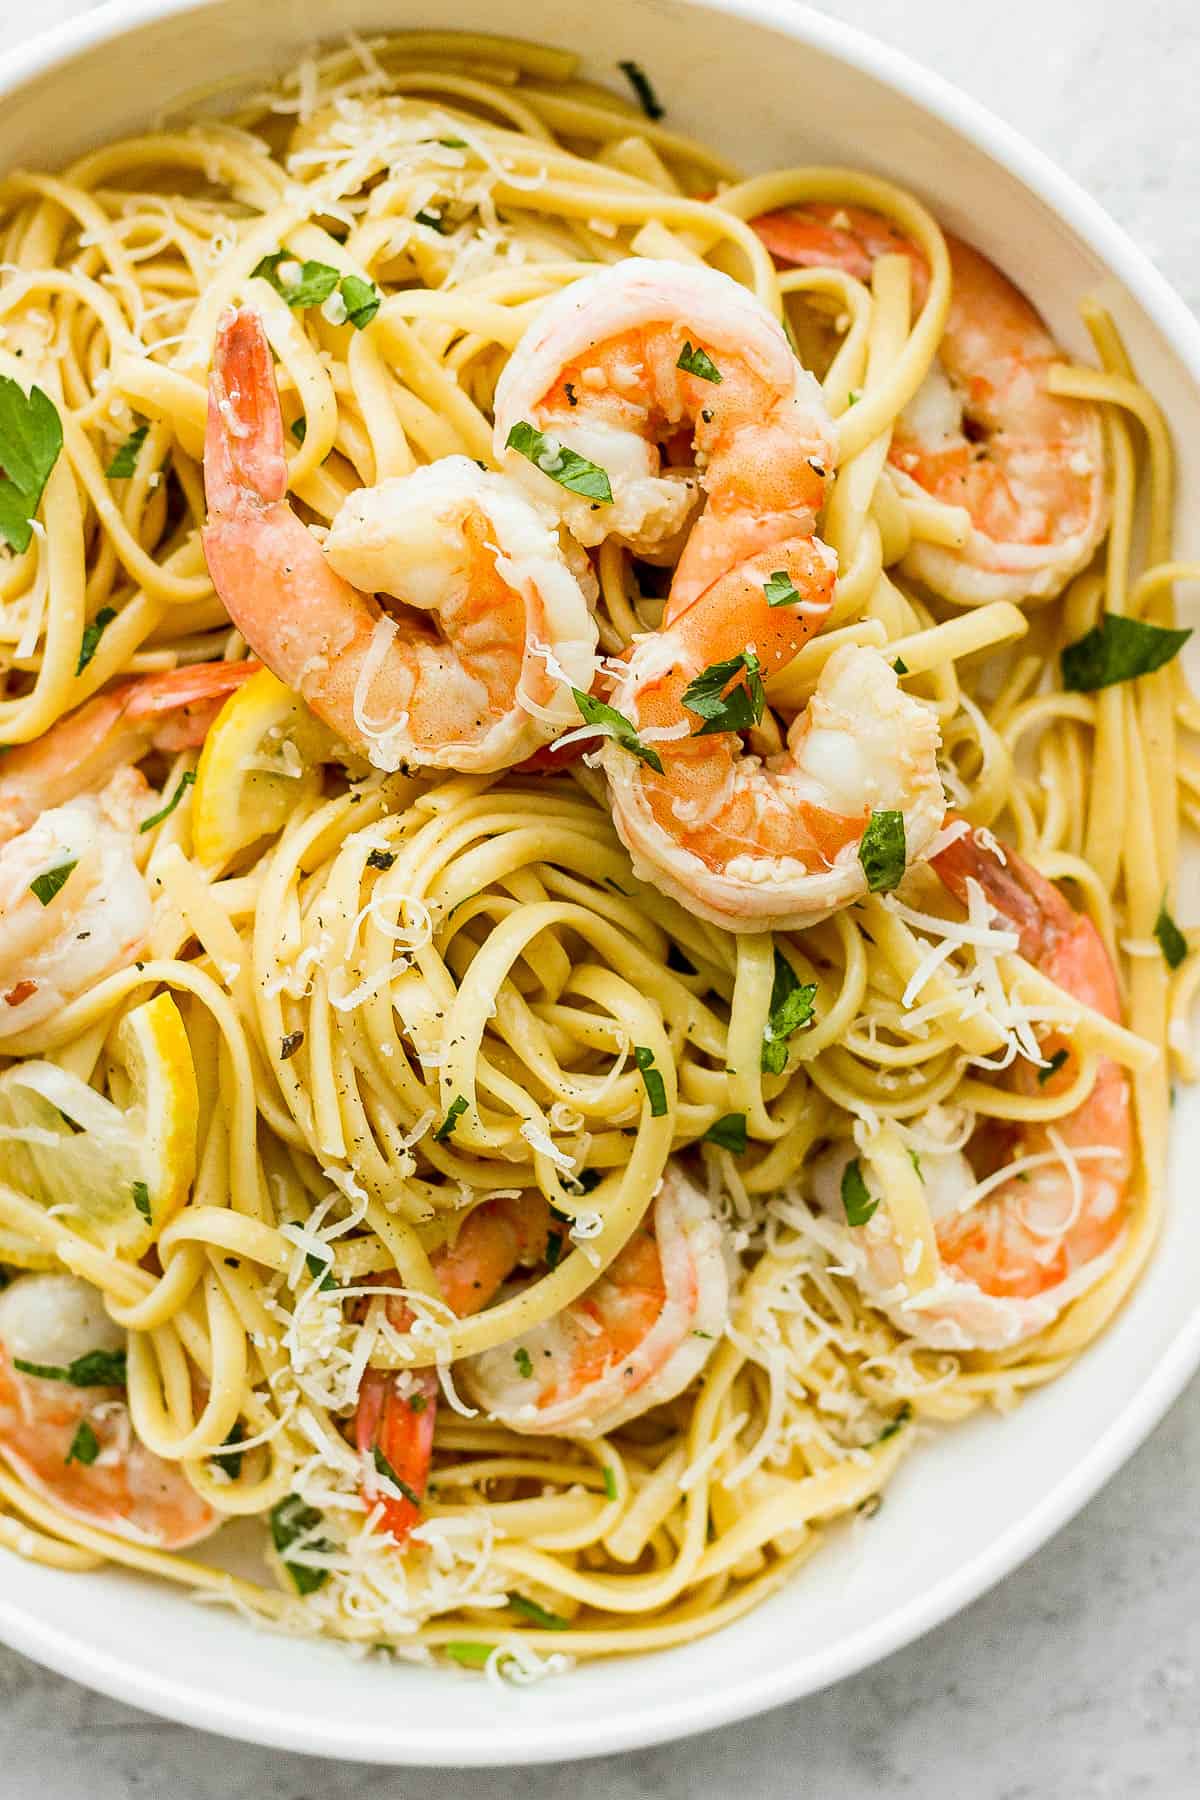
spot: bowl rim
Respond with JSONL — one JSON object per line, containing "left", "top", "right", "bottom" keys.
{"left": 1, "top": 0, "right": 1199, "bottom": 1765}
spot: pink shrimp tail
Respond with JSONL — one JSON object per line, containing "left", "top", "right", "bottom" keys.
{"left": 204, "top": 307, "right": 288, "bottom": 514}
{"left": 121, "top": 659, "right": 259, "bottom": 749}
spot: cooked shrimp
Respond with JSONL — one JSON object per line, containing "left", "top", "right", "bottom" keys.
{"left": 0, "top": 1273, "right": 218, "bottom": 1548}
{"left": 810, "top": 830, "right": 1132, "bottom": 1350}
{"left": 600, "top": 545, "right": 944, "bottom": 931}
{"left": 355, "top": 1191, "right": 551, "bottom": 1543}
{"left": 755, "top": 209, "right": 1107, "bottom": 604}
{"left": 463, "top": 1163, "right": 728, "bottom": 1436}
{"left": 203, "top": 308, "right": 598, "bottom": 774}
{"left": 0, "top": 663, "right": 252, "bottom": 1040}
{"left": 493, "top": 258, "right": 835, "bottom": 614}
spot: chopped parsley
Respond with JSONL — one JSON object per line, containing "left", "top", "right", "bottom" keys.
{"left": 875, "top": 1402, "right": 913, "bottom": 1444}
{"left": 414, "top": 208, "right": 450, "bottom": 234}
{"left": 506, "top": 421, "right": 613, "bottom": 503}
{"left": 633, "top": 1045, "right": 668, "bottom": 1116}
{"left": 761, "top": 948, "right": 816, "bottom": 1075}
{"left": 65, "top": 1420, "right": 100, "bottom": 1467}
{"left": 28, "top": 860, "right": 78, "bottom": 907}
{"left": 372, "top": 1446, "right": 422, "bottom": 1508}
{"left": 858, "top": 809, "right": 906, "bottom": 893}
{"left": 138, "top": 770, "right": 195, "bottom": 834}
{"left": 434, "top": 1094, "right": 469, "bottom": 1142}
{"left": 1154, "top": 894, "right": 1188, "bottom": 970}
{"left": 676, "top": 341, "right": 722, "bottom": 383}
{"left": 509, "top": 1592, "right": 569, "bottom": 1630}
{"left": 703, "top": 1112, "right": 748, "bottom": 1155}
{"left": 270, "top": 1493, "right": 331, "bottom": 1594}
{"left": 290, "top": 416, "right": 307, "bottom": 445}
{"left": 252, "top": 249, "right": 339, "bottom": 309}
{"left": 682, "top": 648, "right": 765, "bottom": 735}
{"left": 892, "top": 655, "right": 909, "bottom": 675}
{"left": 617, "top": 58, "right": 664, "bottom": 119}
{"left": 0, "top": 376, "right": 63, "bottom": 552}
{"left": 571, "top": 689, "right": 664, "bottom": 773}
{"left": 76, "top": 605, "right": 117, "bottom": 675}
{"left": 1061, "top": 612, "right": 1191, "bottom": 691}
{"left": 602, "top": 1465, "right": 618, "bottom": 1501}
{"left": 339, "top": 273, "right": 381, "bottom": 329}
{"left": 131, "top": 1180, "right": 152, "bottom": 1225}
{"left": 841, "top": 1157, "right": 879, "bottom": 1227}
{"left": 763, "top": 570, "right": 801, "bottom": 607}
{"left": 279, "top": 1030, "right": 305, "bottom": 1061}
{"left": 14, "top": 1348, "right": 127, "bottom": 1387}
{"left": 408, "top": 1392, "right": 428, "bottom": 1415}
{"left": 105, "top": 422, "right": 149, "bottom": 479}
{"left": 907, "top": 1147, "right": 924, "bottom": 1181}
{"left": 305, "top": 1250, "right": 336, "bottom": 1292}
{"left": 212, "top": 1422, "right": 245, "bottom": 1479}
{"left": 1038, "top": 1047, "right": 1069, "bottom": 1085}
{"left": 513, "top": 1346, "right": 534, "bottom": 1379}
{"left": 366, "top": 848, "right": 396, "bottom": 871}
{"left": 437, "top": 136, "right": 468, "bottom": 149}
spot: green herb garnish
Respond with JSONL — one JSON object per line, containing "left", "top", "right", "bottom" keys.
{"left": 434, "top": 1094, "right": 469, "bottom": 1142}
{"left": 290, "top": 416, "right": 307, "bottom": 445}
{"left": 138, "top": 770, "right": 195, "bottom": 834}
{"left": 270, "top": 1493, "right": 331, "bottom": 1594}
{"left": 29, "top": 861, "right": 78, "bottom": 907}
{"left": 1038, "top": 1048, "right": 1069, "bottom": 1085}
{"left": 892, "top": 656, "right": 909, "bottom": 675}
{"left": 252, "top": 249, "right": 339, "bottom": 309}
{"left": 633, "top": 1045, "right": 668, "bottom": 1117}
{"left": 682, "top": 649, "right": 765, "bottom": 735}
{"left": 414, "top": 208, "right": 450, "bottom": 234}
{"left": 617, "top": 58, "right": 664, "bottom": 119}
{"left": 571, "top": 689, "right": 663, "bottom": 772}
{"left": 445, "top": 1642, "right": 492, "bottom": 1668}
{"left": 339, "top": 273, "right": 381, "bottom": 329}
{"left": 65, "top": 1420, "right": 100, "bottom": 1467}
{"left": 0, "top": 377, "right": 63, "bottom": 552}
{"left": 763, "top": 570, "right": 800, "bottom": 607}
{"left": 703, "top": 1113, "right": 747, "bottom": 1154}
{"left": 676, "top": 341, "right": 722, "bottom": 383}
{"left": 602, "top": 1466, "right": 618, "bottom": 1501}
{"left": 105, "top": 422, "right": 149, "bottom": 479}
{"left": 506, "top": 421, "right": 613, "bottom": 503}
{"left": 1061, "top": 612, "right": 1191, "bottom": 692}
{"left": 372, "top": 1446, "right": 421, "bottom": 1508}
{"left": 875, "top": 1402, "right": 913, "bottom": 1444}
{"left": 212, "top": 1422, "right": 245, "bottom": 1479}
{"left": 841, "top": 1157, "right": 879, "bottom": 1227}
{"left": 858, "top": 809, "right": 906, "bottom": 894}
{"left": 761, "top": 949, "right": 816, "bottom": 1075}
{"left": 305, "top": 1250, "right": 336, "bottom": 1292}
{"left": 509, "top": 1592, "right": 569, "bottom": 1630}
{"left": 366, "top": 848, "right": 396, "bottom": 871}
{"left": 14, "top": 1348, "right": 127, "bottom": 1387}
{"left": 76, "top": 605, "right": 116, "bottom": 675}
{"left": 1154, "top": 894, "right": 1188, "bottom": 970}
{"left": 513, "top": 1346, "right": 533, "bottom": 1379}
{"left": 131, "top": 1180, "right": 152, "bottom": 1225}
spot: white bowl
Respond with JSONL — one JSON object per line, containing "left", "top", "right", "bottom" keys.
{"left": 1, "top": 0, "right": 1198, "bottom": 1766}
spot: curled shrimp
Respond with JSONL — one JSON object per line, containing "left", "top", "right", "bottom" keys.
{"left": 0, "top": 1273, "right": 218, "bottom": 1548}
{"left": 0, "top": 662, "right": 252, "bottom": 1040}
{"left": 462, "top": 1164, "right": 729, "bottom": 1436}
{"left": 811, "top": 829, "right": 1132, "bottom": 1350}
{"left": 203, "top": 309, "right": 598, "bottom": 774}
{"left": 494, "top": 257, "right": 835, "bottom": 613}
{"left": 755, "top": 207, "right": 1108, "bottom": 605}
{"left": 601, "top": 550, "right": 945, "bottom": 932}
{"left": 354, "top": 1192, "right": 551, "bottom": 1543}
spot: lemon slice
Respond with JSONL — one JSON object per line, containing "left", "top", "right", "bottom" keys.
{"left": 0, "top": 991, "right": 197, "bottom": 1266}
{"left": 191, "top": 667, "right": 334, "bottom": 870}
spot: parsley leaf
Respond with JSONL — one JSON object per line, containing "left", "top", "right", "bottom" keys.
{"left": 509, "top": 1592, "right": 569, "bottom": 1630}
{"left": 676, "top": 341, "right": 722, "bottom": 383}
{"left": 703, "top": 1112, "right": 747, "bottom": 1154}
{"left": 892, "top": 655, "right": 909, "bottom": 675}
{"left": 1038, "top": 1047, "right": 1070, "bottom": 1086}
{"left": 65, "top": 1420, "right": 100, "bottom": 1467}
{"left": 841, "top": 1157, "right": 879, "bottom": 1227}
{"left": 875, "top": 1402, "right": 913, "bottom": 1444}
{"left": 138, "top": 770, "right": 195, "bottom": 834}
{"left": 633, "top": 1045, "right": 668, "bottom": 1117}
{"left": 764, "top": 570, "right": 800, "bottom": 607}
{"left": 366, "top": 848, "right": 396, "bottom": 871}
{"left": 15, "top": 1348, "right": 126, "bottom": 1387}
{"left": 305, "top": 1250, "right": 337, "bottom": 1292}
{"left": 858, "top": 809, "right": 906, "bottom": 893}
{"left": 212, "top": 1422, "right": 245, "bottom": 1479}
{"left": 682, "top": 649, "right": 765, "bottom": 735}
{"left": 514, "top": 1346, "right": 533, "bottom": 1379}
{"left": 29, "top": 860, "right": 78, "bottom": 907}
{"left": 761, "top": 949, "right": 816, "bottom": 1075}
{"left": 414, "top": 208, "right": 450, "bottom": 234}
{"left": 76, "top": 605, "right": 117, "bottom": 675}
{"left": 434, "top": 1094, "right": 469, "bottom": 1142}
{"left": 372, "top": 1446, "right": 421, "bottom": 1508}
{"left": 1154, "top": 894, "right": 1188, "bottom": 970}
{"left": 339, "top": 273, "right": 381, "bottom": 329}
{"left": 105, "top": 422, "right": 149, "bottom": 479}
{"left": 1061, "top": 612, "right": 1191, "bottom": 691}
{"left": 571, "top": 689, "right": 664, "bottom": 773}
{"left": 617, "top": 58, "right": 664, "bottom": 119}
{"left": 131, "top": 1180, "right": 152, "bottom": 1225}
{"left": 290, "top": 416, "right": 307, "bottom": 445}
{"left": 270, "top": 1494, "right": 331, "bottom": 1594}
{"left": 0, "top": 377, "right": 63, "bottom": 552}
{"left": 252, "top": 249, "right": 339, "bottom": 310}
{"left": 506, "top": 421, "right": 613, "bottom": 503}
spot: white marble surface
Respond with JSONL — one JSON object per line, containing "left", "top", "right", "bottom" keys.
{"left": 1, "top": 0, "right": 1199, "bottom": 1793}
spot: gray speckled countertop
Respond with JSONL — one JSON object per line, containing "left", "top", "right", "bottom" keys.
{"left": 2, "top": 1, "right": 1199, "bottom": 1793}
